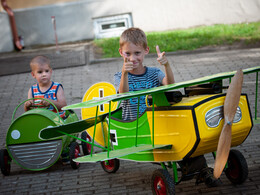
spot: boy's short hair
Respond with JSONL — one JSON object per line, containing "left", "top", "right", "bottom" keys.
{"left": 30, "top": 55, "right": 51, "bottom": 71}
{"left": 120, "top": 27, "right": 148, "bottom": 49}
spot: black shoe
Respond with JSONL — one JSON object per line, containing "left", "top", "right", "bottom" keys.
{"left": 197, "top": 167, "right": 222, "bottom": 187}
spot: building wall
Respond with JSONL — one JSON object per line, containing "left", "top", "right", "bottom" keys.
{"left": 0, "top": 12, "right": 14, "bottom": 52}
{"left": 0, "top": 0, "right": 78, "bottom": 11}
{"left": 1, "top": 0, "right": 260, "bottom": 52}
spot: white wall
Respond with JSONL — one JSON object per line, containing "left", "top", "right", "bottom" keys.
{"left": 1, "top": 0, "right": 260, "bottom": 51}
{"left": 0, "top": 12, "right": 14, "bottom": 53}
{"left": 131, "top": 0, "right": 260, "bottom": 32}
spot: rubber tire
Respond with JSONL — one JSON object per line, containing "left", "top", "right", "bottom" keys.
{"left": 81, "top": 131, "right": 92, "bottom": 155}
{"left": 69, "top": 142, "right": 81, "bottom": 169}
{"left": 0, "top": 149, "right": 11, "bottom": 176}
{"left": 225, "top": 149, "right": 248, "bottom": 184}
{"left": 151, "top": 169, "right": 175, "bottom": 195}
{"left": 100, "top": 159, "right": 120, "bottom": 173}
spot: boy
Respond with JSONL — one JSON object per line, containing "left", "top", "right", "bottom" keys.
{"left": 24, "top": 55, "right": 67, "bottom": 119}
{"left": 114, "top": 27, "right": 174, "bottom": 120}
{"left": 114, "top": 27, "right": 221, "bottom": 187}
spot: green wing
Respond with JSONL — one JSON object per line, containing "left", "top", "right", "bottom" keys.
{"left": 74, "top": 144, "right": 172, "bottom": 163}
{"left": 39, "top": 112, "right": 108, "bottom": 139}
{"left": 63, "top": 66, "right": 260, "bottom": 110}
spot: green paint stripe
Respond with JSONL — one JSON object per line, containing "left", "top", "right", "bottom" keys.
{"left": 74, "top": 144, "right": 171, "bottom": 162}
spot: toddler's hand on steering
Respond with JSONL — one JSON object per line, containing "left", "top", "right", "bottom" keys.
{"left": 25, "top": 100, "right": 33, "bottom": 109}
{"left": 156, "top": 45, "right": 169, "bottom": 66}
{"left": 40, "top": 99, "right": 51, "bottom": 107}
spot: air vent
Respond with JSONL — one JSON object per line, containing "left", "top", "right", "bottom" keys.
{"left": 93, "top": 13, "right": 133, "bottom": 39}
{"left": 8, "top": 140, "right": 62, "bottom": 170}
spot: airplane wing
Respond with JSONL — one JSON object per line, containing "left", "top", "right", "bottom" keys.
{"left": 39, "top": 112, "right": 108, "bottom": 139}
{"left": 74, "top": 144, "right": 172, "bottom": 163}
{"left": 63, "top": 66, "right": 260, "bottom": 110}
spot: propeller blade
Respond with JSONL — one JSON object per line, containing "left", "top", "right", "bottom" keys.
{"left": 223, "top": 69, "right": 243, "bottom": 122}
{"left": 213, "top": 124, "right": 232, "bottom": 178}
{"left": 213, "top": 69, "right": 243, "bottom": 179}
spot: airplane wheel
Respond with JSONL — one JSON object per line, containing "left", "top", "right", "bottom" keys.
{"left": 69, "top": 142, "right": 81, "bottom": 169}
{"left": 101, "top": 159, "right": 120, "bottom": 173}
{"left": 81, "top": 131, "right": 92, "bottom": 155}
{"left": 151, "top": 169, "right": 175, "bottom": 195}
{"left": 225, "top": 149, "right": 248, "bottom": 184}
{"left": 0, "top": 149, "right": 11, "bottom": 176}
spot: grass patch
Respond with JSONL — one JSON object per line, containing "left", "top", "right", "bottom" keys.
{"left": 94, "top": 22, "right": 260, "bottom": 58}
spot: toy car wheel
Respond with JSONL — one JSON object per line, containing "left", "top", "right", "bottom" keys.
{"left": 151, "top": 169, "right": 175, "bottom": 195}
{"left": 101, "top": 159, "right": 120, "bottom": 173}
{"left": 81, "top": 131, "right": 92, "bottom": 155}
{"left": 0, "top": 149, "right": 12, "bottom": 176}
{"left": 69, "top": 142, "right": 81, "bottom": 169}
{"left": 224, "top": 149, "right": 248, "bottom": 184}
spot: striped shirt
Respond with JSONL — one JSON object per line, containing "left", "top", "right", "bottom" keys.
{"left": 31, "top": 82, "right": 66, "bottom": 118}
{"left": 114, "top": 67, "right": 165, "bottom": 120}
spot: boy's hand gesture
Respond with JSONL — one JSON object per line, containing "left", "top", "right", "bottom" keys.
{"left": 122, "top": 55, "right": 134, "bottom": 73}
{"left": 156, "top": 45, "right": 169, "bottom": 66}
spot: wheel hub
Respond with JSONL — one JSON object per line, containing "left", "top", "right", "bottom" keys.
{"left": 155, "top": 177, "right": 166, "bottom": 194}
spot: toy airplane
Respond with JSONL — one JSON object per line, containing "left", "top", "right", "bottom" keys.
{"left": 39, "top": 66, "right": 259, "bottom": 194}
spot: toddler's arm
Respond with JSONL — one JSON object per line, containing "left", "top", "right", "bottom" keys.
{"left": 24, "top": 88, "right": 33, "bottom": 111}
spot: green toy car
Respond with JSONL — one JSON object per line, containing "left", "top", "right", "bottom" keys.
{"left": 0, "top": 98, "right": 91, "bottom": 176}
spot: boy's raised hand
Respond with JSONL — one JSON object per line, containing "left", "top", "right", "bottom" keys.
{"left": 156, "top": 45, "right": 169, "bottom": 66}
{"left": 122, "top": 54, "right": 134, "bottom": 72}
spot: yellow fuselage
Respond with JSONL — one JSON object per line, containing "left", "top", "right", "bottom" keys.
{"left": 147, "top": 94, "right": 252, "bottom": 162}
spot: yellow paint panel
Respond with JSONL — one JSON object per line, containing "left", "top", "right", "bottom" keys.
{"left": 191, "top": 96, "right": 225, "bottom": 157}
{"left": 146, "top": 109, "right": 197, "bottom": 161}
{"left": 173, "top": 95, "right": 214, "bottom": 106}
{"left": 81, "top": 82, "right": 117, "bottom": 146}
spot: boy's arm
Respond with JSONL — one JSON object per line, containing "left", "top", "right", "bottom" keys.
{"left": 118, "top": 57, "right": 133, "bottom": 93}
{"left": 118, "top": 71, "right": 129, "bottom": 93}
{"left": 156, "top": 45, "right": 175, "bottom": 85}
{"left": 162, "top": 62, "right": 175, "bottom": 85}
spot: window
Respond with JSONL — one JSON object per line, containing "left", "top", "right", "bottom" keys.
{"left": 93, "top": 13, "right": 133, "bottom": 39}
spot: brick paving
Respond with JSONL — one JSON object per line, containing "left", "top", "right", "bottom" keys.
{"left": 0, "top": 45, "right": 259, "bottom": 194}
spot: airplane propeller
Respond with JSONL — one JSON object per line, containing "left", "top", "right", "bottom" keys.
{"left": 213, "top": 69, "right": 243, "bottom": 179}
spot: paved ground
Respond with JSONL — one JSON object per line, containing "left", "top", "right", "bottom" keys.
{"left": 0, "top": 45, "right": 259, "bottom": 194}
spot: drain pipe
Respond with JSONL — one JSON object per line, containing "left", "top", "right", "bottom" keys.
{"left": 1, "top": 0, "right": 23, "bottom": 50}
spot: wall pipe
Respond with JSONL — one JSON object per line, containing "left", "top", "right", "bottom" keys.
{"left": 1, "top": 0, "right": 23, "bottom": 50}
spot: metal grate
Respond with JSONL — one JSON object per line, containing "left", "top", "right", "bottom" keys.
{"left": 8, "top": 139, "right": 62, "bottom": 170}
{"left": 93, "top": 13, "right": 133, "bottom": 39}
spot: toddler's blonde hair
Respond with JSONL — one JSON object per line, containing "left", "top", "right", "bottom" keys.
{"left": 30, "top": 55, "right": 51, "bottom": 71}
